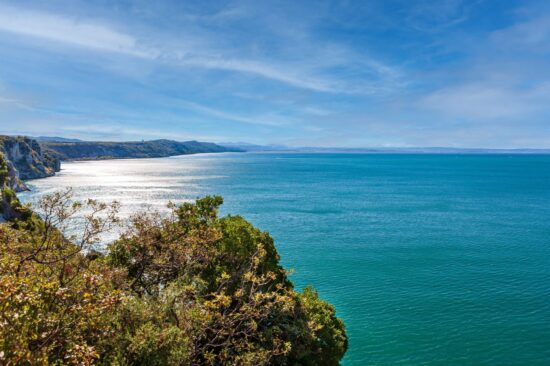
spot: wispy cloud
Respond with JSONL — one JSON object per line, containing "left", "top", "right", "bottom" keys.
{"left": 0, "top": 4, "right": 154, "bottom": 58}
{"left": 178, "top": 57, "right": 337, "bottom": 93}
{"left": 420, "top": 82, "right": 550, "bottom": 120}
{"left": 175, "top": 99, "right": 291, "bottom": 127}
{"left": 0, "top": 96, "right": 19, "bottom": 104}
{"left": 415, "top": 4, "right": 550, "bottom": 123}
{"left": 404, "top": 0, "right": 482, "bottom": 32}
{"left": 0, "top": 3, "right": 400, "bottom": 95}
{"left": 0, "top": 5, "right": 333, "bottom": 93}
{"left": 490, "top": 14, "right": 550, "bottom": 50}
{"left": 0, "top": 91, "right": 39, "bottom": 112}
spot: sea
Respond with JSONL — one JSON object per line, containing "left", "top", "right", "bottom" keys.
{"left": 19, "top": 152, "right": 550, "bottom": 365}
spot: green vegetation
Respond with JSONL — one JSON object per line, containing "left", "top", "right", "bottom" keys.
{"left": 0, "top": 155, "right": 8, "bottom": 186}
{"left": 0, "top": 189, "right": 347, "bottom": 365}
{"left": 41, "top": 139, "right": 241, "bottom": 161}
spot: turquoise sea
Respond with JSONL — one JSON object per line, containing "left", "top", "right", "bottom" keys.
{"left": 20, "top": 153, "right": 550, "bottom": 365}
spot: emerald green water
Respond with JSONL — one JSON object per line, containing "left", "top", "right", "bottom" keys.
{"left": 21, "top": 153, "right": 550, "bottom": 365}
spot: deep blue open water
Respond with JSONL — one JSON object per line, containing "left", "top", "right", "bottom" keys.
{"left": 20, "top": 153, "right": 550, "bottom": 365}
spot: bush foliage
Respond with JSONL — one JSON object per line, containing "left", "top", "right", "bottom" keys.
{"left": 0, "top": 190, "right": 347, "bottom": 365}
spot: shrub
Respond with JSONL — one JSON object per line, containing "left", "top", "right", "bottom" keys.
{"left": 0, "top": 192, "right": 347, "bottom": 365}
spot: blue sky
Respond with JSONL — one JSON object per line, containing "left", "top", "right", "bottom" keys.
{"left": 0, "top": 0, "right": 549, "bottom": 147}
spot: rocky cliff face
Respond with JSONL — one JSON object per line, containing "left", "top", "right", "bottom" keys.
{"left": 0, "top": 153, "right": 33, "bottom": 222}
{"left": 0, "top": 136, "right": 61, "bottom": 192}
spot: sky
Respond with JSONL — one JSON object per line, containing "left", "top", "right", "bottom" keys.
{"left": 0, "top": 0, "right": 549, "bottom": 147}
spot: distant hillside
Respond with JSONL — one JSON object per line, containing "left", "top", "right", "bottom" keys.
{"left": 34, "top": 136, "right": 83, "bottom": 143}
{"left": 221, "top": 143, "right": 550, "bottom": 154}
{"left": 42, "top": 139, "right": 241, "bottom": 160}
{"left": 220, "top": 142, "right": 290, "bottom": 152}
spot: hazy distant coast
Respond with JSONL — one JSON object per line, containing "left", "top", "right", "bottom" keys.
{"left": 0, "top": 135, "right": 240, "bottom": 191}
{"left": 3, "top": 134, "right": 549, "bottom": 192}
{"left": 220, "top": 142, "right": 550, "bottom": 154}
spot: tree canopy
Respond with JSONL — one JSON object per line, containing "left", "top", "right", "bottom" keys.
{"left": 0, "top": 189, "right": 347, "bottom": 365}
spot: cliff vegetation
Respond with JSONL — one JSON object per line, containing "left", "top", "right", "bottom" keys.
{"left": 0, "top": 164, "right": 347, "bottom": 365}
{"left": 42, "top": 139, "right": 240, "bottom": 161}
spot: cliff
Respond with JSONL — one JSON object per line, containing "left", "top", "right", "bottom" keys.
{"left": 41, "top": 139, "right": 240, "bottom": 160}
{"left": 0, "top": 136, "right": 61, "bottom": 192}
{"left": 0, "top": 153, "right": 34, "bottom": 221}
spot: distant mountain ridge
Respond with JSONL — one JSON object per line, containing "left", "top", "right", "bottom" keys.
{"left": 219, "top": 142, "right": 290, "bottom": 152}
